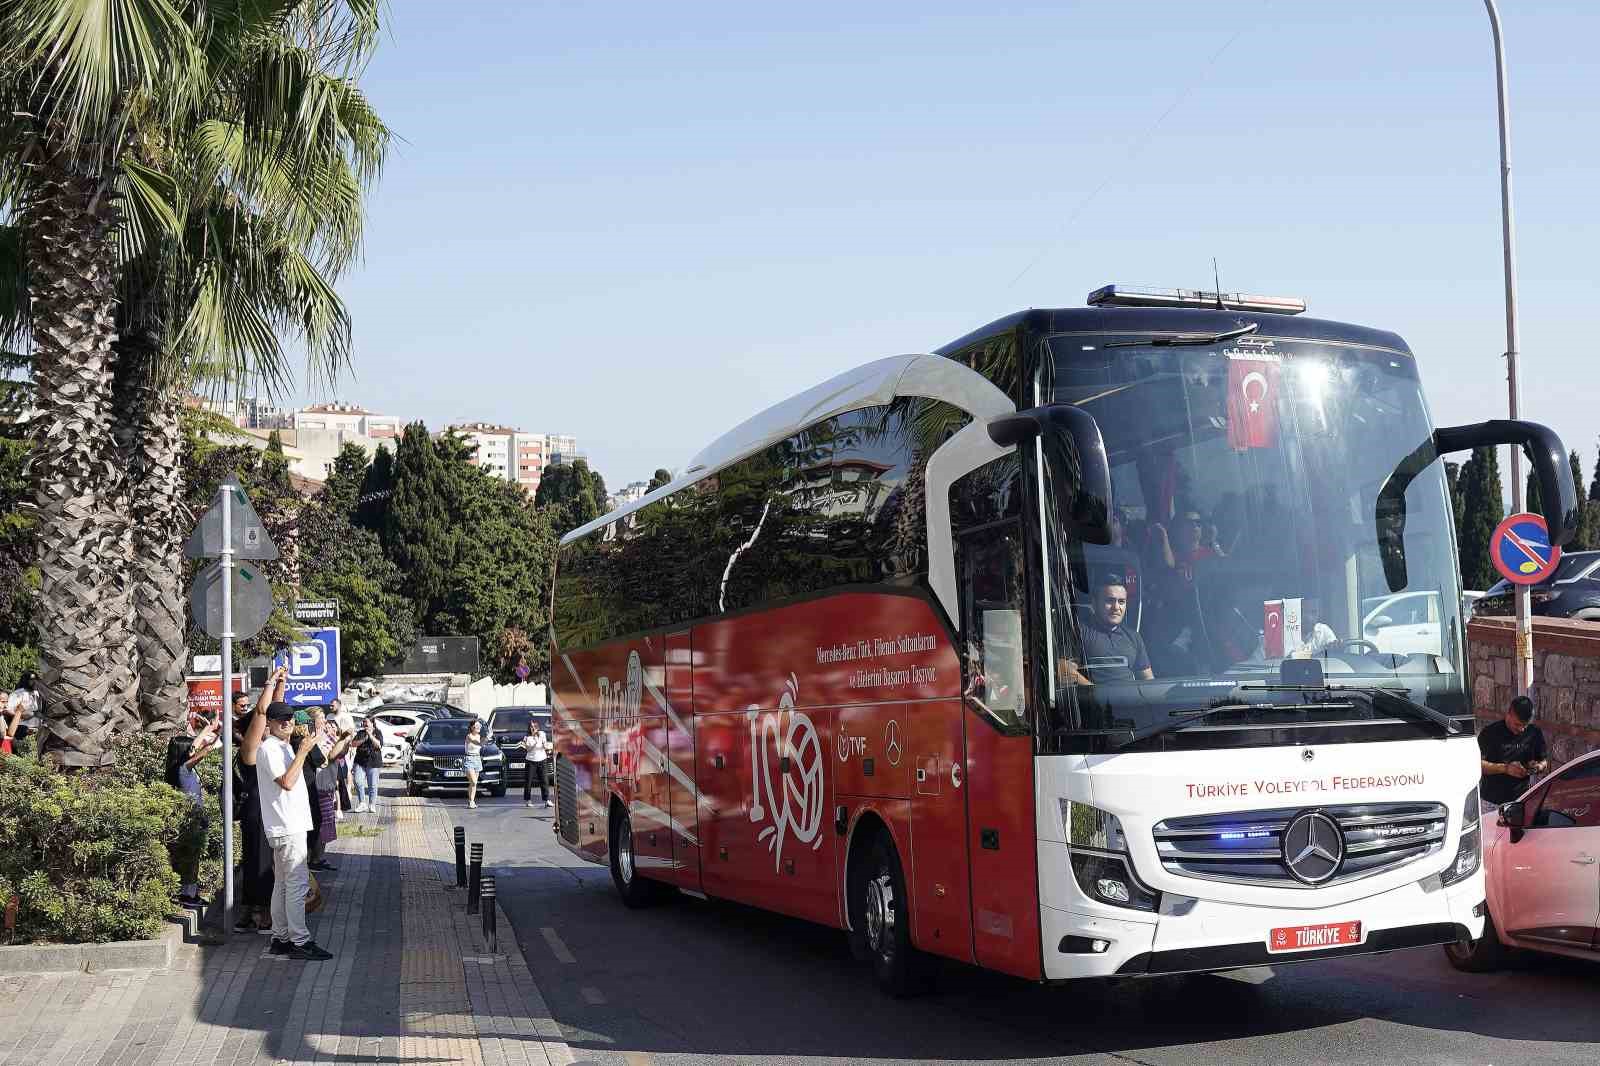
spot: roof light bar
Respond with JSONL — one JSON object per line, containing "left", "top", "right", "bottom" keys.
{"left": 1087, "top": 284, "right": 1307, "bottom": 316}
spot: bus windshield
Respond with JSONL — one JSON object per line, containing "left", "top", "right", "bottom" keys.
{"left": 1037, "top": 334, "right": 1466, "bottom": 751}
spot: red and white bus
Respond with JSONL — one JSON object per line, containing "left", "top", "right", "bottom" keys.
{"left": 549, "top": 285, "right": 1577, "bottom": 993}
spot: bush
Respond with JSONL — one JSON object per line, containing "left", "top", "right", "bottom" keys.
{"left": 103, "top": 732, "right": 232, "bottom": 895}
{"left": 0, "top": 755, "right": 185, "bottom": 943}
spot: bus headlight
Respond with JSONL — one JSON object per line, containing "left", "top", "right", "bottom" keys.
{"left": 1441, "top": 787, "right": 1482, "bottom": 887}
{"left": 1063, "top": 801, "right": 1160, "bottom": 912}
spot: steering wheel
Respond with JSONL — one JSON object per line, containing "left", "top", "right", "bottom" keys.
{"left": 1340, "top": 638, "right": 1381, "bottom": 656}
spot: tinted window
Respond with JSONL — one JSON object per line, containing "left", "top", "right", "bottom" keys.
{"left": 421, "top": 720, "right": 473, "bottom": 741}
{"left": 951, "top": 454, "right": 1028, "bottom": 733}
{"left": 488, "top": 708, "right": 533, "bottom": 733}
{"left": 554, "top": 401, "right": 969, "bottom": 649}
{"left": 1534, "top": 759, "right": 1600, "bottom": 828}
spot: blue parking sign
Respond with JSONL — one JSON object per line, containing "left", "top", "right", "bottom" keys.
{"left": 280, "top": 627, "right": 341, "bottom": 706}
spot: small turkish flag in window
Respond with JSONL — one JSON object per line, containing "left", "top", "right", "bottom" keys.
{"left": 1227, "top": 357, "right": 1279, "bottom": 449}
{"left": 1263, "top": 599, "right": 1286, "bottom": 659}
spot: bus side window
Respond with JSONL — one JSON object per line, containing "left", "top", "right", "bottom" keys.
{"left": 951, "top": 456, "right": 1027, "bottom": 732}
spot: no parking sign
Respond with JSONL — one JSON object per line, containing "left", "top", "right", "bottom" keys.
{"left": 1490, "top": 512, "right": 1561, "bottom": 585}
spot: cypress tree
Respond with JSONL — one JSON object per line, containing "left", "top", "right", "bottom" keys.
{"left": 1591, "top": 441, "right": 1600, "bottom": 503}
{"left": 383, "top": 423, "right": 458, "bottom": 627}
{"left": 356, "top": 443, "right": 395, "bottom": 531}
{"left": 1525, "top": 467, "right": 1542, "bottom": 518}
{"left": 1445, "top": 460, "right": 1465, "bottom": 534}
{"left": 1458, "top": 446, "right": 1504, "bottom": 591}
{"left": 1572, "top": 450, "right": 1598, "bottom": 552}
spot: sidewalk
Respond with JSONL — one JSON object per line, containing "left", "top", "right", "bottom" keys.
{"left": 0, "top": 794, "right": 572, "bottom": 1066}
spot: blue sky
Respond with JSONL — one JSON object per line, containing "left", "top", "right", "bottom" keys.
{"left": 310, "top": 1, "right": 1600, "bottom": 493}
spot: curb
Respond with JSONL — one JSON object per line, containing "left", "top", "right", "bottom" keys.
{"left": 0, "top": 915, "right": 184, "bottom": 974}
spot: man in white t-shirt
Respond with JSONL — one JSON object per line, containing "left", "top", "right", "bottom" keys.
{"left": 255, "top": 703, "right": 333, "bottom": 961}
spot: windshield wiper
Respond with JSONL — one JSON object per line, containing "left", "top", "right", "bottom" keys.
{"left": 1104, "top": 322, "right": 1259, "bottom": 348}
{"left": 1235, "top": 682, "right": 1464, "bottom": 737}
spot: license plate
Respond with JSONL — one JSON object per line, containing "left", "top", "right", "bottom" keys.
{"left": 510, "top": 762, "right": 525, "bottom": 769}
{"left": 1268, "top": 920, "right": 1362, "bottom": 952}
{"left": 443, "top": 769, "right": 466, "bottom": 778}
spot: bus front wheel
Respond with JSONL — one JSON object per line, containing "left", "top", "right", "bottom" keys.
{"left": 851, "top": 832, "right": 933, "bottom": 996}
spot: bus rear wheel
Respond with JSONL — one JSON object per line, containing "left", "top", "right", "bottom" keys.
{"left": 609, "top": 805, "right": 663, "bottom": 908}
{"left": 852, "top": 833, "right": 933, "bottom": 997}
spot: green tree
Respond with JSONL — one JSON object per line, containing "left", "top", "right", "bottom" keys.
{"left": 0, "top": 409, "right": 37, "bottom": 689}
{"left": 535, "top": 458, "right": 608, "bottom": 536}
{"left": 436, "top": 470, "right": 559, "bottom": 681}
{"left": 383, "top": 424, "right": 458, "bottom": 627}
{"left": 1444, "top": 460, "right": 1465, "bottom": 536}
{"left": 1571, "top": 450, "right": 1598, "bottom": 553}
{"left": 1458, "top": 446, "right": 1504, "bottom": 591}
{"left": 1525, "top": 467, "right": 1542, "bottom": 518}
{"left": 648, "top": 468, "right": 673, "bottom": 492}
{"left": 321, "top": 443, "right": 371, "bottom": 518}
{"left": 356, "top": 443, "right": 395, "bottom": 532}
{"left": 298, "top": 496, "right": 414, "bottom": 678}
{"left": 1, "top": 0, "right": 389, "bottom": 761}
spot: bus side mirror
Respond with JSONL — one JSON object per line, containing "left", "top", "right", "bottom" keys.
{"left": 1376, "top": 419, "right": 1577, "bottom": 592}
{"left": 987, "top": 405, "right": 1113, "bottom": 544}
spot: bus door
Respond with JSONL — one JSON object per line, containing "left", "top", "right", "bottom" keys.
{"left": 937, "top": 442, "right": 1042, "bottom": 980}
{"left": 663, "top": 629, "right": 703, "bottom": 890}
{"left": 630, "top": 637, "right": 674, "bottom": 876}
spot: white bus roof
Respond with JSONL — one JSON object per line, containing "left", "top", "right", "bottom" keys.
{"left": 559, "top": 353, "right": 1012, "bottom": 546}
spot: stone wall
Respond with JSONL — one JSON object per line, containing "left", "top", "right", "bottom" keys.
{"left": 1467, "top": 615, "right": 1600, "bottom": 765}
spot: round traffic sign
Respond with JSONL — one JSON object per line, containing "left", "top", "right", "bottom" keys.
{"left": 1490, "top": 512, "right": 1561, "bottom": 586}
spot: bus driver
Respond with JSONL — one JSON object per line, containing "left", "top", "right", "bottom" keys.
{"left": 1058, "top": 577, "right": 1155, "bottom": 686}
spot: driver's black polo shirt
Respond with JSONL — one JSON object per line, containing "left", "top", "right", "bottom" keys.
{"left": 1079, "top": 619, "right": 1152, "bottom": 681}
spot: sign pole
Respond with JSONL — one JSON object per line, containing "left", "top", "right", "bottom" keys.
{"left": 1483, "top": 1, "right": 1532, "bottom": 695}
{"left": 220, "top": 486, "right": 235, "bottom": 926}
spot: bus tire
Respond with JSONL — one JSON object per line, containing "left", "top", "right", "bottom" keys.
{"left": 854, "top": 832, "right": 933, "bottom": 997}
{"left": 609, "top": 804, "right": 662, "bottom": 909}
{"left": 1443, "top": 909, "right": 1506, "bottom": 973}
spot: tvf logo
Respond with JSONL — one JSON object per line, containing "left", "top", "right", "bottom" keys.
{"left": 748, "top": 673, "right": 824, "bottom": 871}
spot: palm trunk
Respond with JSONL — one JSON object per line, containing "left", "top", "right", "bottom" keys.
{"left": 22, "top": 157, "right": 139, "bottom": 767}
{"left": 114, "top": 340, "right": 188, "bottom": 731}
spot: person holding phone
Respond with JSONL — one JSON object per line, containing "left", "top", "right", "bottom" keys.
{"left": 464, "top": 719, "right": 484, "bottom": 809}
{"left": 1479, "top": 695, "right": 1550, "bottom": 813}
{"left": 255, "top": 701, "right": 332, "bottom": 961}
{"left": 523, "top": 718, "right": 550, "bottom": 808}
{"left": 234, "top": 666, "right": 286, "bottom": 933}
{"left": 166, "top": 721, "right": 221, "bottom": 906}
{"left": 352, "top": 715, "right": 383, "bottom": 813}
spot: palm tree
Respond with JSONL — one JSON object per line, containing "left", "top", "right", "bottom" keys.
{"left": 1, "top": 1, "right": 388, "bottom": 761}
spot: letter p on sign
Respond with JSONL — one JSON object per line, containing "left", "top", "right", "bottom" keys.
{"left": 292, "top": 642, "right": 324, "bottom": 674}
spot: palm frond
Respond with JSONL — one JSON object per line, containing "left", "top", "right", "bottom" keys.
{"left": 2, "top": 0, "right": 205, "bottom": 153}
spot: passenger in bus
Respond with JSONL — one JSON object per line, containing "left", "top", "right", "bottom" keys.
{"left": 1058, "top": 578, "right": 1154, "bottom": 685}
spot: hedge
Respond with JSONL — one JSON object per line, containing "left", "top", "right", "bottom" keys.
{"left": 0, "top": 732, "right": 231, "bottom": 945}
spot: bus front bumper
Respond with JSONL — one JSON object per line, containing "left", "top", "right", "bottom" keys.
{"left": 1040, "top": 871, "right": 1485, "bottom": 980}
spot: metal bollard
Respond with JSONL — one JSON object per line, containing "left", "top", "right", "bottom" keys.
{"left": 467, "top": 842, "right": 484, "bottom": 914}
{"left": 454, "top": 826, "right": 467, "bottom": 887}
{"left": 480, "top": 874, "right": 497, "bottom": 952}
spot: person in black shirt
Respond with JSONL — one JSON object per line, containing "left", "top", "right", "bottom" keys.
{"left": 1478, "top": 695, "right": 1550, "bottom": 808}
{"left": 1059, "top": 578, "right": 1154, "bottom": 685}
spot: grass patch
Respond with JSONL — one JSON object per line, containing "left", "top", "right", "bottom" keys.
{"left": 342, "top": 825, "right": 384, "bottom": 838}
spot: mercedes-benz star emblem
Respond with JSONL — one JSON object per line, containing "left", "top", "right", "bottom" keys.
{"left": 1301, "top": 747, "right": 1315, "bottom": 762}
{"left": 883, "top": 720, "right": 903, "bottom": 766}
{"left": 1282, "top": 810, "right": 1345, "bottom": 885}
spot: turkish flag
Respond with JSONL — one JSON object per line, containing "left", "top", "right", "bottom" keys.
{"left": 1228, "top": 357, "right": 1279, "bottom": 449}
{"left": 1264, "top": 599, "right": 1285, "bottom": 659}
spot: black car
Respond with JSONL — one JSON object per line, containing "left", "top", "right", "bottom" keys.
{"left": 1474, "top": 550, "right": 1600, "bottom": 621}
{"left": 385, "top": 700, "right": 473, "bottom": 720}
{"left": 484, "top": 705, "right": 553, "bottom": 787}
{"left": 404, "top": 718, "right": 506, "bottom": 796}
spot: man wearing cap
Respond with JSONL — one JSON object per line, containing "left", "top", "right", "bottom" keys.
{"left": 255, "top": 702, "right": 334, "bottom": 961}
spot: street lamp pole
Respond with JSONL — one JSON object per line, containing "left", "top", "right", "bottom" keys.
{"left": 1483, "top": 0, "right": 1532, "bottom": 696}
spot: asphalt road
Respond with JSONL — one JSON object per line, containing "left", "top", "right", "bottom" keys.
{"left": 438, "top": 789, "right": 1600, "bottom": 1066}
